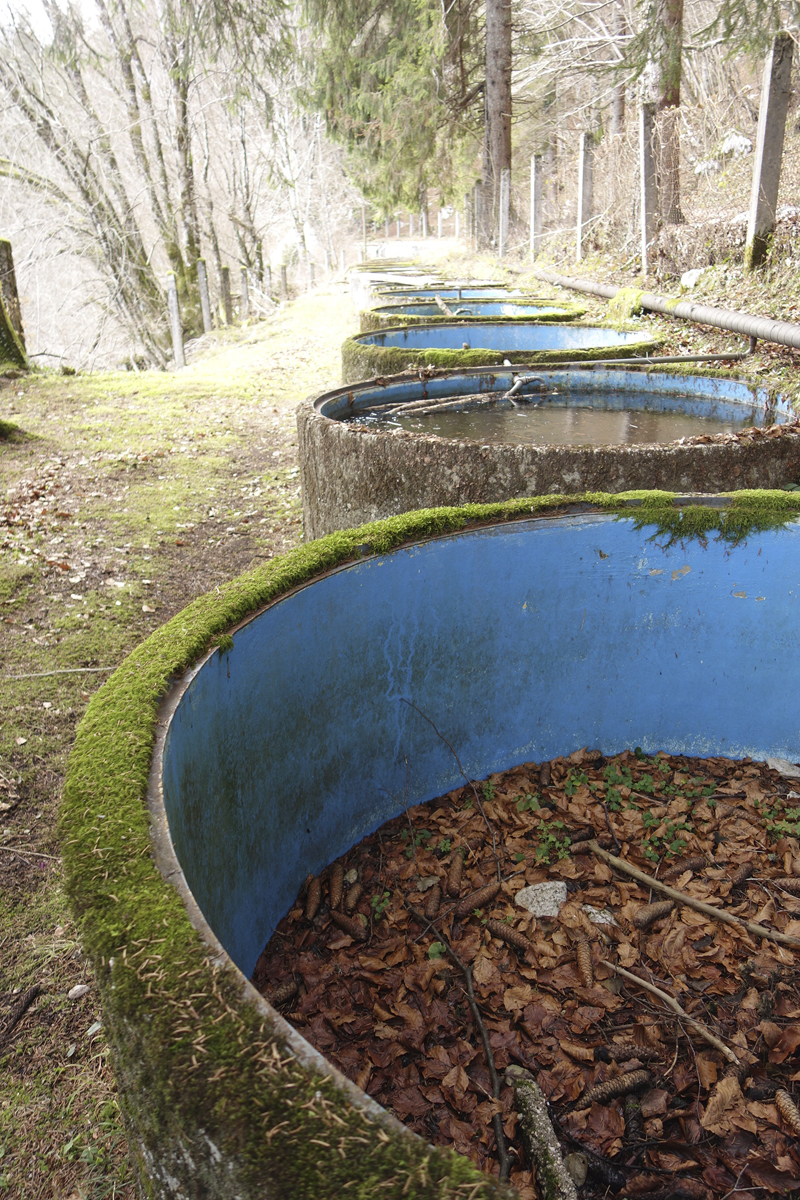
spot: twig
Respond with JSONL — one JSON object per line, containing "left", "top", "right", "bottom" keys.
{"left": 600, "top": 801, "right": 621, "bottom": 853}
{"left": 588, "top": 840, "right": 800, "bottom": 950}
{"left": 600, "top": 959, "right": 740, "bottom": 1066}
{"left": 406, "top": 902, "right": 510, "bottom": 1182}
{"left": 0, "top": 984, "right": 41, "bottom": 1050}
{"left": 400, "top": 699, "right": 502, "bottom": 881}
{"left": 0, "top": 845, "right": 61, "bottom": 861}
{"left": 1, "top": 666, "right": 116, "bottom": 681}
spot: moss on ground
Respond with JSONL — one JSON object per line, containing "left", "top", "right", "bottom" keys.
{"left": 60, "top": 489, "right": 800, "bottom": 1198}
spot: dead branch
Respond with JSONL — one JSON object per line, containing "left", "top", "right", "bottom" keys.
{"left": 588, "top": 840, "right": 800, "bottom": 950}
{"left": 600, "top": 959, "right": 740, "bottom": 1066}
{"left": 505, "top": 1065, "right": 578, "bottom": 1200}
{"left": 0, "top": 984, "right": 41, "bottom": 1050}
{"left": 406, "top": 902, "right": 510, "bottom": 1182}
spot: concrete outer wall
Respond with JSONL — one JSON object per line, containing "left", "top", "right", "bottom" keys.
{"left": 297, "top": 400, "right": 800, "bottom": 538}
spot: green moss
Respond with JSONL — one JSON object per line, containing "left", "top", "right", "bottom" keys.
{"left": 626, "top": 488, "right": 800, "bottom": 545}
{"left": 60, "top": 491, "right": 800, "bottom": 1197}
{"left": 0, "top": 416, "right": 25, "bottom": 440}
{"left": 607, "top": 288, "right": 645, "bottom": 320}
{"left": 341, "top": 329, "right": 661, "bottom": 385}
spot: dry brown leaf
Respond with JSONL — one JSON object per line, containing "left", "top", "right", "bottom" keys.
{"left": 503, "top": 984, "right": 534, "bottom": 1013}
{"left": 700, "top": 1076, "right": 746, "bottom": 1135}
{"left": 695, "top": 1052, "right": 719, "bottom": 1089}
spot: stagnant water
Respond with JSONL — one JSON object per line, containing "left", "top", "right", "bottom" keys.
{"left": 351, "top": 391, "right": 759, "bottom": 446}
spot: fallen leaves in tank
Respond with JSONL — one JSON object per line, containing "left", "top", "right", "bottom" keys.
{"left": 252, "top": 749, "right": 800, "bottom": 1198}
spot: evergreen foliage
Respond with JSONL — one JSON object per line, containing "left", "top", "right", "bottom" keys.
{"left": 303, "top": 0, "right": 483, "bottom": 210}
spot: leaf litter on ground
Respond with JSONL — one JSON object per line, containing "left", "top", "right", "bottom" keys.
{"left": 253, "top": 749, "right": 800, "bottom": 1199}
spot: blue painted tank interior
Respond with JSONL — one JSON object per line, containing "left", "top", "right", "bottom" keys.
{"left": 355, "top": 323, "right": 652, "bottom": 351}
{"left": 375, "top": 287, "right": 523, "bottom": 300}
{"left": 370, "top": 301, "right": 572, "bottom": 319}
{"left": 161, "top": 513, "right": 800, "bottom": 979}
{"left": 316, "top": 366, "right": 792, "bottom": 426}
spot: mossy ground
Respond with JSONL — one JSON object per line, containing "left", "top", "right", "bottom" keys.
{"left": 0, "top": 285, "right": 353, "bottom": 1199}
{"left": 3, "top": 248, "right": 800, "bottom": 1198}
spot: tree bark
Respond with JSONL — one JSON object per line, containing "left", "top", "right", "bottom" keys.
{"left": 482, "top": 0, "right": 512, "bottom": 247}
{"left": 655, "top": 0, "right": 684, "bottom": 224}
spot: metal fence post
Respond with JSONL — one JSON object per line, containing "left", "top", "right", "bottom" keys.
{"left": 498, "top": 168, "right": 511, "bottom": 258}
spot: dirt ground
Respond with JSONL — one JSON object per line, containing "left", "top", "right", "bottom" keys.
{"left": 2, "top": 250, "right": 799, "bottom": 1200}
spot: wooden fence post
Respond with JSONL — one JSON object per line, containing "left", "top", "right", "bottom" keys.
{"left": 220, "top": 266, "right": 233, "bottom": 324}
{"left": 166, "top": 273, "right": 184, "bottom": 368}
{"left": 530, "top": 154, "right": 542, "bottom": 260}
{"left": 339, "top": 249, "right": 346, "bottom": 271}
{"left": 639, "top": 103, "right": 658, "bottom": 277}
{"left": 576, "top": 132, "right": 594, "bottom": 262}
{"left": 309, "top": 262, "right": 315, "bottom": 288}
{"left": 422, "top": 210, "right": 428, "bottom": 237}
{"left": 409, "top": 213, "right": 414, "bottom": 237}
{"left": 464, "top": 193, "right": 471, "bottom": 238}
{"left": 265, "top": 265, "right": 272, "bottom": 295}
{"left": 240, "top": 268, "right": 250, "bottom": 319}
{"left": 280, "top": 265, "right": 288, "bottom": 298}
{"left": 196, "top": 259, "right": 212, "bottom": 333}
{"left": 498, "top": 167, "right": 511, "bottom": 258}
{"left": 455, "top": 210, "right": 461, "bottom": 239}
{"left": 437, "top": 211, "right": 443, "bottom": 238}
{"left": 745, "top": 31, "right": 794, "bottom": 271}
{"left": 0, "top": 239, "right": 25, "bottom": 349}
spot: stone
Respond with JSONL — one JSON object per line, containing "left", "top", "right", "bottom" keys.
{"left": 514, "top": 881, "right": 567, "bottom": 917}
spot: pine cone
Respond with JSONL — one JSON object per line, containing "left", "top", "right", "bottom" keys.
{"left": 576, "top": 936, "right": 593, "bottom": 987}
{"left": 486, "top": 917, "right": 534, "bottom": 957}
{"left": 454, "top": 879, "right": 501, "bottom": 919}
{"left": 305, "top": 876, "right": 322, "bottom": 921}
{"left": 425, "top": 884, "right": 442, "bottom": 920}
{"left": 330, "top": 910, "right": 368, "bottom": 942}
{"left": 575, "top": 1068, "right": 651, "bottom": 1110}
{"left": 447, "top": 852, "right": 464, "bottom": 897}
{"left": 344, "top": 882, "right": 363, "bottom": 912}
{"left": 329, "top": 862, "right": 344, "bottom": 910}
{"left": 633, "top": 899, "right": 675, "bottom": 929}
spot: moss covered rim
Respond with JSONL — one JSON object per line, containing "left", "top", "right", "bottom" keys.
{"left": 61, "top": 493, "right": 800, "bottom": 1198}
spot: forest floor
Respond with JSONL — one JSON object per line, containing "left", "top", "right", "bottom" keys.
{"left": 1, "top": 248, "right": 800, "bottom": 1199}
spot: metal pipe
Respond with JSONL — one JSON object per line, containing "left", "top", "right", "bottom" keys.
{"left": 531, "top": 265, "right": 800, "bottom": 351}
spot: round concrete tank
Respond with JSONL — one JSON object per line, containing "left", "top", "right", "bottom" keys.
{"left": 342, "top": 322, "right": 660, "bottom": 383}
{"left": 298, "top": 366, "right": 799, "bottom": 538}
{"left": 62, "top": 501, "right": 800, "bottom": 1198}
{"left": 359, "top": 298, "right": 586, "bottom": 333}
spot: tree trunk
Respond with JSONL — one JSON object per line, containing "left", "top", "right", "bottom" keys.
{"left": 655, "top": 0, "right": 683, "bottom": 224}
{"left": 481, "top": 0, "right": 512, "bottom": 247}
